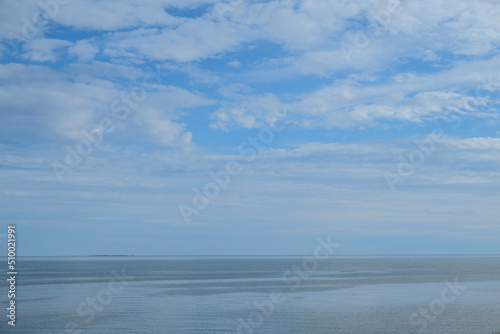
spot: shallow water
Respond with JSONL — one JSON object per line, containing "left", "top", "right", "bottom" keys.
{"left": 2, "top": 256, "right": 500, "bottom": 333}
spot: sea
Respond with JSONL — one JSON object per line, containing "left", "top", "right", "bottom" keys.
{"left": 1, "top": 256, "right": 499, "bottom": 334}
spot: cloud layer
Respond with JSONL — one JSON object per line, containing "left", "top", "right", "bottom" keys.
{"left": 1, "top": 0, "right": 500, "bottom": 255}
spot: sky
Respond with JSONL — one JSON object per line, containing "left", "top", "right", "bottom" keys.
{"left": 1, "top": 0, "right": 500, "bottom": 256}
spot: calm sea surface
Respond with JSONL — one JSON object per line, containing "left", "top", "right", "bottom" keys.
{"left": 1, "top": 256, "right": 500, "bottom": 333}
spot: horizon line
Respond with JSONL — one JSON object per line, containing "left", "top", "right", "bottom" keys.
{"left": 4, "top": 253, "right": 500, "bottom": 257}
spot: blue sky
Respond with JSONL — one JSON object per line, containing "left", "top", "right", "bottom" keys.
{"left": 1, "top": 0, "right": 500, "bottom": 256}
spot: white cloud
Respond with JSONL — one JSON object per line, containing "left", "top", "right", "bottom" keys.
{"left": 390, "top": 0, "right": 500, "bottom": 56}
{"left": 288, "top": 86, "right": 490, "bottom": 129}
{"left": 161, "top": 62, "right": 221, "bottom": 84}
{"left": 422, "top": 50, "right": 440, "bottom": 62}
{"left": 0, "top": 63, "right": 105, "bottom": 141}
{"left": 210, "top": 93, "right": 286, "bottom": 130}
{"left": 226, "top": 60, "right": 241, "bottom": 68}
{"left": 22, "top": 38, "right": 72, "bottom": 62}
{"left": 104, "top": 19, "right": 250, "bottom": 62}
{"left": 0, "top": 0, "right": 45, "bottom": 40}
{"left": 0, "top": 63, "right": 212, "bottom": 147}
{"left": 346, "top": 90, "right": 487, "bottom": 126}
{"left": 139, "top": 109, "right": 193, "bottom": 147}
{"left": 284, "top": 56, "right": 500, "bottom": 129}
{"left": 68, "top": 40, "right": 99, "bottom": 62}
{"left": 444, "top": 137, "right": 500, "bottom": 150}
{"left": 43, "top": 0, "right": 181, "bottom": 31}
